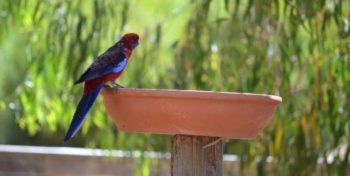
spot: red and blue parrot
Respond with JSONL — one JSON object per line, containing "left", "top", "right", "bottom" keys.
{"left": 64, "top": 33, "right": 139, "bottom": 142}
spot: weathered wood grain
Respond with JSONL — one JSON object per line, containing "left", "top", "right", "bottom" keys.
{"left": 171, "top": 135, "right": 223, "bottom": 176}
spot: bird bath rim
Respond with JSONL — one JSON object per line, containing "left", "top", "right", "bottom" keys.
{"left": 101, "top": 88, "right": 282, "bottom": 139}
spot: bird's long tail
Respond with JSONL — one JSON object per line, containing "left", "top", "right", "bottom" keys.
{"left": 64, "top": 84, "right": 104, "bottom": 142}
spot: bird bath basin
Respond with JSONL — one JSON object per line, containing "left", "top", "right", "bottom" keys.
{"left": 101, "top": 88, "right": 282, "bottom": 139}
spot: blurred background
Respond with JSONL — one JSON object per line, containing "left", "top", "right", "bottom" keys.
{"left": 0, "top": 0, "right": 349, "bottom": 175}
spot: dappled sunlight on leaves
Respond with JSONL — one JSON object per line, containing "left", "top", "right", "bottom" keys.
{"left": 0, "top": 0, "right": 349, "bottom": 175}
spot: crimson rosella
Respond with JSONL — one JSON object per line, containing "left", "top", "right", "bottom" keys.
{"left": 64, "top": 33, "right": 139, "bottom": 142}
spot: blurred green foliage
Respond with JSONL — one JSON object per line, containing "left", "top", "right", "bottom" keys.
{"left": 0, "top": 0, "right": 349, "bottom": 175}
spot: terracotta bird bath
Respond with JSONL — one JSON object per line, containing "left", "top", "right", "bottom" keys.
{"left": 101, "top": 88, "right": 282, "bottom": 176}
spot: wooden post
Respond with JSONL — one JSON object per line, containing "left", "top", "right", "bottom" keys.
{"left": 171, "top": 135, "right": 223, "bottom": 176}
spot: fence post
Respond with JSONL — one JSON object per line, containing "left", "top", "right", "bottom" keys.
{"left": 171, "top": 135, "right": 223, "bottom": 176}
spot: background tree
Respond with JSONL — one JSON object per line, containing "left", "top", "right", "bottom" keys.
{"left": 0, "top": 0, "right": 349, "bottom": 175}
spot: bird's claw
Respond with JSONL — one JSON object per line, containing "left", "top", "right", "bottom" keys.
{"left": 114, "top": 83, "right": 124, "bottom": 88}
{"left": 104, "top": 81, "right": 125, "bottom": 89}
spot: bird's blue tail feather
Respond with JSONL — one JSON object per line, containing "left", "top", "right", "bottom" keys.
{"left": 64, "top": 84, "right": 104, "bottom": 142}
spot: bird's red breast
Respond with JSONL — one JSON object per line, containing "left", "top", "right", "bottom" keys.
{"left": 84, "top": 71, "right": 123, "bottom": 93}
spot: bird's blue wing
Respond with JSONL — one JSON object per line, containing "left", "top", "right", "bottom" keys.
{"left": 75, "top": 58, "right": 127, "bottom": 84}
{"left": 75, "top": 48, "right": 127, "bottom": 84}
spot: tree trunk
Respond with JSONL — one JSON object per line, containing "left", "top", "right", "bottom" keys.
{"left": 171, "top": 135, "right": 223, "bottom": 176}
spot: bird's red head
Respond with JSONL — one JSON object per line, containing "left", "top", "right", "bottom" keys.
{"left": 121, "top": 33, "right": 139, "bottom": 49}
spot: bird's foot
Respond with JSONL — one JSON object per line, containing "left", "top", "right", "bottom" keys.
{"left": 104, "top": 83, "right": 114, "bottom": 89}
{"left": 104, "top": 81, "right": 125, "bottom": 89}
{"left": 114, "top": 83, "right": 125, "bottom": 88}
